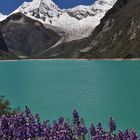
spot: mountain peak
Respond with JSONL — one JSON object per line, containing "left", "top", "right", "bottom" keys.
{"left": 13, "top": 0, "right": 60, "bottom": 21}
{"left": 28, "top": 0, "right": 60, "bottom": 12}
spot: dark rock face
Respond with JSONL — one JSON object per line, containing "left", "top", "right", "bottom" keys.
{"left": 0, "top": 13, "right": 60, "bottom": 59}
{"left": 0, "top": 31, "right": 8, "bottom": 52}
{"left": 0, "top": 31, "right": 18, "bottom": 60}
{"left": 38, "top": 37, "right": 92, "bottom": 59}
{"left": 80, "top": 0, "right": 140, "bottom": 59}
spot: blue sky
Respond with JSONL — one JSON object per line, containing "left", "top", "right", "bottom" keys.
{"left": 0, "top": 0, "right": 95, "bottom": 15}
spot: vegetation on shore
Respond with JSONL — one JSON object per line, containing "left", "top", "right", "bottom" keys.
{"left": 0, "top": 96, "right": 19, "bottom": 116}
{"left": 0, "top": 97, "right": 139, "bottom": 140}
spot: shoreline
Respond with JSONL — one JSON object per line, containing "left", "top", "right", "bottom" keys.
{"left": 0, "top": 58, "right": 140, "bottom": 62}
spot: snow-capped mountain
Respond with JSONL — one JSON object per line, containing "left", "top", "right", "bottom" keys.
{"left": 1, "top": 0, "right": 139, "bottom": 60}
{"left": 13, "top": 0, "right": 117, "bottom": 40}
{"left": 0, "top": 13, "right": 7, "bottom": 21}
{"left": 79, "top": 0, "right": 140, "bottom": 59}
{"left": 13, "top": 0, "right": 60, "bottom": 21}
{"left": 66, "top": 0, "right": 116, "bottom": 20}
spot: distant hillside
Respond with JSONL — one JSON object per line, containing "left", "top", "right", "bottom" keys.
{"left": 80, "top": 0, "right": 140, "bottom": 59}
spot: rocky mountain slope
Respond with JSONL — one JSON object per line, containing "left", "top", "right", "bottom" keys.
{"left": 0, "top": 31, "right": 8, "bottom": 52}
{"left": 0, "top": 31, "right": 18, "bottom": 60}
{"left": 0, "top": 13, "right": 60, "bottom": 59}
{"left": 79, "top": 0, "right": 140, "bottom": 59}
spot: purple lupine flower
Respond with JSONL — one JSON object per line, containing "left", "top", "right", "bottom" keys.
{"left": 25, "top": 106, "right": 31, "bottom": 117}
{"left": 90, "top": 123, "right": 96, "bottom": 139}
{"left": 109, "top": 117, "right": 116, "bottom": 133}
{"left": 124, "top": 129, "right": 130, "bottom": 139}
{"left": 97, "top": 122, "right": 103, "bottom": 132}
{"left": 35, "top": 113, "right": 40, "bottom": 123}
{"left": 59, "top": 116, "right": 64, "bottom": 125}
{"left": 73, "top": 109, "right": 80, "bottom": 127}
{"left": 130, "top": 128, "right": 139, "bottom": 140}
{"left": 0, "top": 107, "right": 139, "bottom": 140}
{"left": 118, "top": 129, "right": 124, "bottom": 140}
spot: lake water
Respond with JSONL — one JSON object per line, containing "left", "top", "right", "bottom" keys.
{"left": 0, "top": 60, "right": 140, "bottom": 134}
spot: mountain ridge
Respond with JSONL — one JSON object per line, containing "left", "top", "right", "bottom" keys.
{"left": 1, "top": 0, "right": 139, "bottom": 59}
{"left": 10, "top": 0, "right": 117, "bottom": 40}
{"left": 79, "top": 0, "right": 140, "bottom": 59}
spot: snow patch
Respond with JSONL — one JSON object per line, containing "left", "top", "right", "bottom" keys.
{"left": 0, "top": 13, "right": 7, "bottom": 21}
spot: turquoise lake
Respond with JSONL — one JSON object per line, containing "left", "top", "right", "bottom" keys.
{"left": 0, "top": 60, "right": 140, "bottom": 134}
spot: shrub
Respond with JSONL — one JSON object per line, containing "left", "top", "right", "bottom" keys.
{"left": 0, "top": 106, "right": 139, "bottom": 140}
